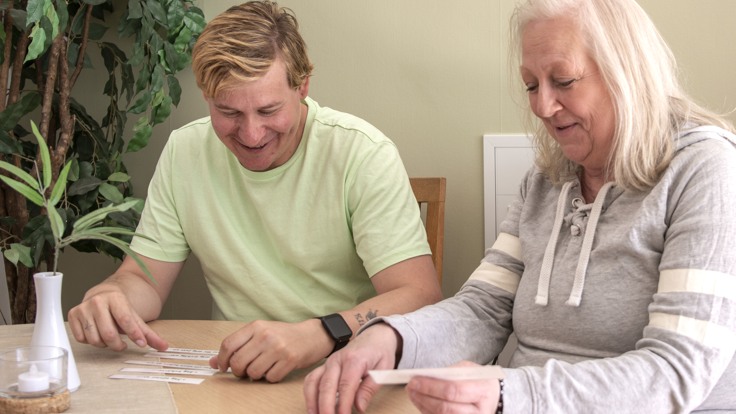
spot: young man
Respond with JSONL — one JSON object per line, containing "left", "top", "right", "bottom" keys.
{"left": 67, "top": 1, "right": 442, "bottom": 382}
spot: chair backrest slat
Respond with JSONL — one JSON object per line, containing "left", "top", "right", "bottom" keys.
{"left": 409, "top": 177, "right": 446, "bottom": 284}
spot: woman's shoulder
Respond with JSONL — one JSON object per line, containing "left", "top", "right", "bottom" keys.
{"left": 666, "top": 127, "right": 736, "bottom": 190}
{"left": 675, "top": 125, "right": 736, "bottom": 157}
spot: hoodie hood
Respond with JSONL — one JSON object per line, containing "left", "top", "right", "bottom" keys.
{"left": 677, "top": 125, "right": 736, "bottom": 150}
{"left": 534, "top": 125, "right": 736, "bottom": 307}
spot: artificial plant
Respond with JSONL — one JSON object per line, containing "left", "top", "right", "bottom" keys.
{"left": 0, "top": 120, "right": 155, "bottom": 276}
{"left": 0, "top": 0, "right": 205, "bottom": 323}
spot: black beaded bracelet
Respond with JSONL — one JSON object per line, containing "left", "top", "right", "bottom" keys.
{"left": 496, "top": 379, "right": 505, "bottom": 414}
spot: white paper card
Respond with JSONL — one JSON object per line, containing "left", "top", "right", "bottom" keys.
{"left": 120, "top": 367, "right": 216, "bottom": 376}
{"left": 164, "top": 347, "right": 219, "bottom": 356}
{"left": 145, "top": 351, "right": 212, "bottom": 361}
{"left": 369, "top": 365, "right": 504, "bottom": 385}
{"left": 109, "top": 374, "right": 205, "bottom": 384}
{"left": 125, "top": 359, "right": 218, "bottom": 371}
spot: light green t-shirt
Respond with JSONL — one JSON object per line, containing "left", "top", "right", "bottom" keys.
{"left": 131, "top": 97, "right": 430, "bottom": 322}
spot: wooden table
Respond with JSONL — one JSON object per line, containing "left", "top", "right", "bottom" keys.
{"left": 0, "top": 320, "right": 418, "bottom": 413}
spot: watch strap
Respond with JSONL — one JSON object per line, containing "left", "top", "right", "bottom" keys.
{"left": 318, "top": 313, "right": 352, "bottom": 355}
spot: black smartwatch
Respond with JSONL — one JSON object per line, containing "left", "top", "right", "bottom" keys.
{"left": 318, "top": 313, "right": 352, "bottom": 355}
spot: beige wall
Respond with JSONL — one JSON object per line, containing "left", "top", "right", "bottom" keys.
{"left": 61, "top": 0, "right": 736, "bottom": 319}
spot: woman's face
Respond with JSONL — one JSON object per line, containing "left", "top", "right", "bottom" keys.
{"left": 520, "top": 17, "right": 615, "bottom": 172}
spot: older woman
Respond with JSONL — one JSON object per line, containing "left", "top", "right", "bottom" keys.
{"left": 304, "top": 0, "right": 736, "bottom": 413}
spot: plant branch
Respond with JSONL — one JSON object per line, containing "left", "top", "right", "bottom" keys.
{"left": 4, "top": 23, "right": 31, "bottom": 232}
{"left": 7, "top": 27, "right": 29, "bottom": 107}
{"left": 0, "top": 4, "right": 14, "bottom": 112}
{"left": 39, "top": 34, "right": 63, "bottom": 144}
{"left": 69, "top": 4, "right": 93, "bottom": 89}
{"left": 53, "top": 38, "right": 74, "bottom": 175}
{"left": 11, "top": 265, "right": 29, "bottom": 324}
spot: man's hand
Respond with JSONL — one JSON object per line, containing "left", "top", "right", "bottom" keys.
{"left": 303, "top": 323, "right": 399, "bottom": 414}
{"left": 68, "top": 287, "right": 168, "bottom": 352}
{"left": 68, "top": 255, "right": 181, "bottom": 352}
{"left": 209, "top": 318, "right": 333, "bottom": 383}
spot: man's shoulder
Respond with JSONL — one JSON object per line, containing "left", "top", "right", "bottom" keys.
{"left": 308, "top": 98, "right": 392, "bottom": 146}
{"left": 172, "top": 116, "right": 213, "bottom": 135}
{"left": 164, "top": 116, "right": 218, "bottom": 150}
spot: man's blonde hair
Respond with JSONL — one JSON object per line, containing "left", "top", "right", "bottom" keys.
{"left": 192, "top": 1, "right": 313, "bottom": 99}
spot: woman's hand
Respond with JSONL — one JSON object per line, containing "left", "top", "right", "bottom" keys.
{"left": 406, "top": 361, "right": 502, "bottom": 414}
{"left": 303, "top": 323, "right": 400, "bottom": 414}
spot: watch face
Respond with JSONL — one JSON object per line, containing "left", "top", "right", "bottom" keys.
{"left": 322, "top": 314, "right": 352, "bottom": 340}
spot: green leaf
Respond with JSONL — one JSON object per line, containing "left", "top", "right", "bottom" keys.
{"left": 72, "top": 233, "right": 156, "bottom": 283}
{"left": 173, "top": 26, "right": 192, "bottom": 54}
{"left": 87, "top": 22, "right": 108, "bottom": 41}
{"left": 127, "top": 0, "right": 143, "bottom": 19}
{"left": 161, "top": 42, "right": 176, "bottom": 73}
{"left": 128, "top": 41, "right": 144, "bottom": 67}
{"left": 48, "top": 206, "right": 65, "bottom": 241}
{"left": 66, "top": 41, "right": 80, "bottom": 68}
{"left": 25, "top": 23, "right": 47, "bottom": 63}
{"left": 166, "top": 0, "right": 185, "bottom": 33}
{"left": 49, "top": 160, "right": 73, "bottom": 206}
{"left": 0, "top": 176, "right": 44, "bottom": 207}
{"left": 148, "top": 32, "right": 163, "bottom": 67}
{"left": 123, "top": 197, "right": 145, "bottom": 214}
{"left": 0, "top": 160, "right": 41, "bottom": 190}
{"left": 32, "top": 235, "right": 46, "bottom": 266}
{"left": 151, "top": 88, "right": 164, "bottom": 107}
{"left": 0, "top": 131, "right": 23, "bottom": 155}
{"left": 5, "top": 243, "right": 34, "bottom": 268}
{"left": 146, "top": 0, "right": 167, "bottom": 24}
{"left": 81, "top": 0, "right": 109, "bottom": 5}
{"left": 30, "top": 121, "right": 52, "bottom": 190}
{"left": 183, "top": 12, "right": 206, "bottom": 34}
{"left": 67, "top": 176, "right": 102, "bottom": 196}
{"left": 108, "top": 210, "right": 137, "bottom": 228}
{"left": 167, "top": 75, "right": 182, "bottom": 106}
{"left": 75, "top": 227, "right": 155, "bottom": 243}
{"left": 128, "top": 91, "right": 151, "bottom": 114}
{"left": 121, "top": 61, "right": 135, "bottom": 103}
{"left": 0, "top": 92, "right": 41, "bottom": 131}
{"left": 99, "top": 182, "right": 124, "bottom": 203}
{"left": 26, "top": 0, "right": 46, "bottom": 26}
{"left": 103, "top": 77, "right": 117, "bottom": 98}
{"left": 107, "top": 172, "right": 131, "bottom": 182}
{"left": 72, "top": 199, "right": 140, "bottom": 231}
{"left": 152, "top": 95, "right": 172, "bottom": 125}
{"left": 77, "top": 161, "right": 94, "bottom": 179}
{"left": 3, "top": 248, "right": 19, "bottom": 267}
{"left": 70, "top": 5, "right": 85, "bottom": 34}
{"left": 118, "top": 9, "right": 141, "bottom": 38}
{"left": 7, "top": 11, "right": 25, "bottom": 32}
{"left": 44, "top": 1, "right": 60, "bottom": 41}
{"left": 68, "top": 159, "right": 80, "bottom": 182}
{"left": 17, "top": 244, "right": 34, "bottom": 267}
{"left": 127, "top": 117, "right": 152, "bottom": 153}
{"left": 101, "top": 43, "right": 116, "bottom": 73}
{"left": 55, "top": 0, "right": 69, "bottom": 34}
{"left": 151, "top": 63, "right": 165, "bottom": 93}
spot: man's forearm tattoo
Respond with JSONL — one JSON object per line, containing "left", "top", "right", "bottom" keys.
{"left": 354, "top": 308, "right": 379, "bottom": 326}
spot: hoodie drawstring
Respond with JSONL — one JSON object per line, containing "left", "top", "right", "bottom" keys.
{"left": 535, "top": 181, "right": 574, "bottom": 306}
{"left": 566, "top": 182, "right": 615, "bottom": 306}
{"left": 536, "top": 181, "right": 615, "bottom": 307}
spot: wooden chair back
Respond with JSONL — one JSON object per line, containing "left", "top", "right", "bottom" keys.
{"left": 409, "top": 177, "right": 447, "bottom": 283}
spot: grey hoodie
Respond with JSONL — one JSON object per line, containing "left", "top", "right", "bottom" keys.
{"left": 382, "top": 126, "right": 736, "bottom": 413}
